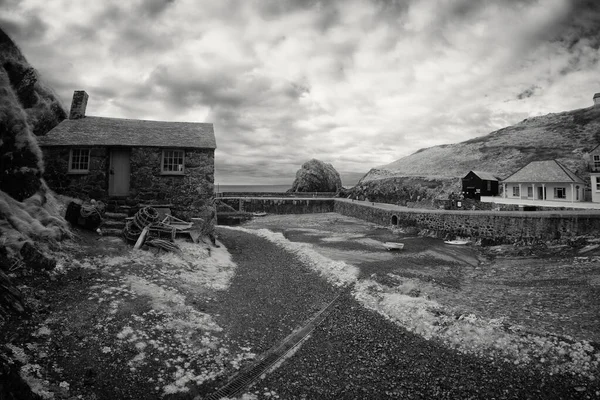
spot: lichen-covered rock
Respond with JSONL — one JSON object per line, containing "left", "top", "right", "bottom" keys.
{"left": 289, "top": 159, "right": 342, "bottom": 192}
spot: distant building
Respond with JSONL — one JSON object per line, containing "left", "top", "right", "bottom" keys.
{"left": 594, "top": 93, "right": 600, "bottom": 107}
{"left": 588, "top": 144, "right": 600, "bottom": 202}
{"left": 461, "top": 171, "right": 500, "bottom": 200}
{"left": 501, "top": 160, "right": 585, "bottom": 202}
{"left": 38, "top": 90, "right": 216, "bottom": 219}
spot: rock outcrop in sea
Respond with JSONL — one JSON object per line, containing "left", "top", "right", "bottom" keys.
{"left": 289, "top": 159, "right": 343, "bottom": 192}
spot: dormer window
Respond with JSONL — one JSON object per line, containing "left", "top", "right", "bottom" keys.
{"left": 68, "top": 148, "right": 90, "bottom": 173}
{"left": 162, "top": 149, "right": 185, "bottom": 174}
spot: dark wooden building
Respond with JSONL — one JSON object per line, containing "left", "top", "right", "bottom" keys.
{"left": 461, "top": 171, "right": 500, "bottom": 200}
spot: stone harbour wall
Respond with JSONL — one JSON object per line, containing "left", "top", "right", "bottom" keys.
{"left": 334, "top": 200, "right": 600, "bottom": 243}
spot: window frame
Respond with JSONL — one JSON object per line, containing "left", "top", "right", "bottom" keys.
{"left": 512, "top": 186, "right": 520, "bottom": 197}
{"left": 596, "top": 177, "right": 600, "bottom": 192}
{"left": 594, "top": 155, "right": 600, "bottom": 170}
{"left": 527, "top": 186, "right": 533, "bottom": 198}
{"left": 554, "top": 187, "right": 566, "bottom": 199}
{"left": 161, "top": 149, "right": 185, "bottom": 175}
{"left": 68, "top": 148, "right": 91, "bottom": 174}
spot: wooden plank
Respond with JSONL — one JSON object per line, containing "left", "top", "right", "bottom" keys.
{"left": 134, "top": 226, "right": 149, "bottom": 250}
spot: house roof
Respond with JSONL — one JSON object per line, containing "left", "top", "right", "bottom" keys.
{"left": 37, "top": 116, "right": 216, "bottom": 149}
{"left": 502, "top": 160, "right": 585, "bottom": 184}
{"left": 465, "top": 171, "right": 500, "bottom": 181}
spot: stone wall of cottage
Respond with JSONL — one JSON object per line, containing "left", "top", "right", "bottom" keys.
{"left": 42, "top": 147, "right": 215, "bottom": 221}
{"left": 43, "top": 147, "right": 108, "bottom": 198}
{"left": 128, "top": 148, "right": 215, "bottom": 220}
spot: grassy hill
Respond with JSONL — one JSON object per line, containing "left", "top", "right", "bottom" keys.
{"left": 346, "top": 105, "right": 600, "bottom": 205}
{"left": 362, "top": 106, "right": 600, "bottom": 183}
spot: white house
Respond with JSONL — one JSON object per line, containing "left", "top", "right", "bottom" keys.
{"left": 588, "top": 143, "right": 600, "bottom": 202}
{"left": 501, "top": 160, "right": 585, "bottom": 203}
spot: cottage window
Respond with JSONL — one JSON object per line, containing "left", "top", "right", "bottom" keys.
{"left": 162, "top": 150, "right": 185, "bottom": 174}
{"left": 596, "top": 177, "right": 600, "bottom": 191}
{"left": 554, "top": 187, "right": 566, "bottom": 199}
{"left": 512, "top": 186, "right": 519, "bottom": 197}
{"left": 68, "top": 148, "right": 90, "bottom": 173}
{"left": 594, "top": 155, "right": 600, "bottom": 170}
{"left": 527, "top": 186, "right": 533, "bottom": 198}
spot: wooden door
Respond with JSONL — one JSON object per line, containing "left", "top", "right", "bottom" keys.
{"left": 109, "top": 149, "right": 130, "bottom": 196}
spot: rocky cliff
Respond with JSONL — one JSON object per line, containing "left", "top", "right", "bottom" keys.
{"left": 0, "top": 27, "right": 66, "bottom": 201}
{"left": 0, "top": 27, "right": 71, "bottom": 399}
{"left": 0, "top": 27, "right": 69, "bottom": 314}
{"left": 289, "top": 159, "right": 343, "bottom": 192}
{"left": 0, "top": 28, "right": 66, "bottom": 137}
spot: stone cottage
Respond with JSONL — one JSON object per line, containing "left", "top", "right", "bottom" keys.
{"left": 38, "top": 91, "right": 216, "bottom": 220}
{"left": 501, "top": 160, "right": 585, "bottom": 203}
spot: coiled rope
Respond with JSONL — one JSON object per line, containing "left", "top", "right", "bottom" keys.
{"left": 79, "top": 201, "right": 105, "bottom": 218}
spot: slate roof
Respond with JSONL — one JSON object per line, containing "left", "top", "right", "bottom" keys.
{"left": 502, "top": 160, "right": 585, "bottom": 184}
{"left": 37, "top": 116, "right": 216, "bottom": 149}
{"left": 467, "top": 171, "right": 500, "bottom": 181}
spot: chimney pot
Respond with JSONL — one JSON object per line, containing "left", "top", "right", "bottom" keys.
{"left": 69, "top": 90, "right": 88, "bottom": 119}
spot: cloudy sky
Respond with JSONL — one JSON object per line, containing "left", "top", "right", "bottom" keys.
{"left": 1, "top": 0, "right": 599, "bottom": 184}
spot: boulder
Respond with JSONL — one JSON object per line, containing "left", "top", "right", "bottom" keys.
{"left": 289, "top": 159, "right": 342, "bottom": 192}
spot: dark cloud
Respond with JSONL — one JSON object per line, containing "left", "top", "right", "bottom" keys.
{"left": 109, "top": 24, "right": 175, "bottom": 56}
{"left": 141, "top": 0, "right": 176, "bottom": 18}
{"left": 517, "top": 85, "right": 540, "bottom": 100}
{"left": 0, "top": 14, "right": 48, "bottom": 41}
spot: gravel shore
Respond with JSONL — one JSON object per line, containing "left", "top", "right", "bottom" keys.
{"left": 257, "top": 291, "right": 596, "bottom": 399}
{"left": 196, "top": 227, "right": 340, "bottom": 396}
{"left": 212, "top": 215, "right": 600, "bottom": 399}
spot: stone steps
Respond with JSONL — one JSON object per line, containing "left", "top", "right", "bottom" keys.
{"left": 104, "top": 212, "right": 128, "bottom": 219}
{"left": 100, "top": 228, "right": 123, "bottom": 238}
{"left": 101, "top": 211, "right": 129, "bottom": 237}
{"left": 102, "top": 219, "right": 126, "bottom": 229}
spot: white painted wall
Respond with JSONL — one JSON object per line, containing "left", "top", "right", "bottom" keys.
{"left": 504, "top": 183, "right": 583, "bottom": 202}
{"left": 591, "top": 174, "right": 600, "bottom": 203}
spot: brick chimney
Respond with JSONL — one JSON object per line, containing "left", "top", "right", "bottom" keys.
{"left": 594, "top": 93, "right": 600, "bottom": 107}
{"left": 69, "top": 90, "right": 88, "bottom": 119}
